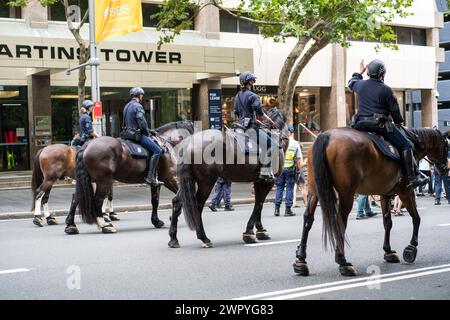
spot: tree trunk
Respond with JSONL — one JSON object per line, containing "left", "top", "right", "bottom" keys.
{"left": 72, "top": 41, "right": 88, "bottom": 133}
{"left": 277, "top": 38, "right": 309, "bottom": 120}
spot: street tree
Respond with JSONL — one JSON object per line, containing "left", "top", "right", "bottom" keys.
{"left": 8, "top": 0, "right": 90, "bottom": 127}
{"left": 153, "top": 0, "right": 419, "bottom": 122}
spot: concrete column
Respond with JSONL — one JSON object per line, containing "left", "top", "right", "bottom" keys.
{"left": 421, "top": 89, "right": 438, "bottom": 128}
{"left": 194, "top": 0, "right": 220, "bottom": 40}
{"left": 320, "top": 44, "right": 347, "bottom": 131}
{"left": 196, "top": 79, "right": 221, "bottom": 129}
{"left": 22, "top": 0, "right": 48, "bottom": 28}
{"left": 27, "top": 72, "right": 51, "bottom": 161}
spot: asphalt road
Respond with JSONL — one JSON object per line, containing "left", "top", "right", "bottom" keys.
{"left": 0, "top": 197, "right": 449, "bottom": 300}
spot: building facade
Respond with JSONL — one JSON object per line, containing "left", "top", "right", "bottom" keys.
{"left": 0, "top": 0, "right": 443, "bottom": 171}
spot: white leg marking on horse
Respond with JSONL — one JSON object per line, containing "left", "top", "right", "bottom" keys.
{"left": 34, "top": 197, "right": 42, "bottom": 217}
{"left": 43, "top": 203, "right": 51, "bottom": 218}
{"left": 96, "top": 217, "right": 106, "bottom": 228}
{"left": 102, "top": 199, "right": 108, "bottom": 213}
{"left": 109, "top": 200, "right": 114, "bottom": 213}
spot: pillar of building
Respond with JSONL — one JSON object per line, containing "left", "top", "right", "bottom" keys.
{"left": 193, "top": 1, "right": 221, "bottom": 129}
{"left": 22, "top": 0, "right": 48, "bottom": 28}
{"left": 320, "top": 44, "right": 347, "bottom": 131}
{"left": 27, "top": 72, "right": 52, "bottom": 161}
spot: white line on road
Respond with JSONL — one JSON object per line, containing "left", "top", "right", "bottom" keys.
{"left": 0, "top": 268, "right": 30, "bottom": 275}
{"left": 244, "top": 239, "right": 300, "bottom": 247}
{"left": 438, "top": 223, "right": 450, "bottom": 227}
{"left": 234, "top": 263, "right": 450, "bottom": 300}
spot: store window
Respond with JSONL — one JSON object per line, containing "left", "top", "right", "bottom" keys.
{"left": 294, "top": 89, "right": 320, "bottom": 142}
{"left": 0, "top": 86, "right": 29, "bottom": 171}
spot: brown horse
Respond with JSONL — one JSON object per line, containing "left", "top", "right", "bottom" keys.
{"left": 293, "top": 127, "right": 450, "bottom": 277}
{"left": 68, "top": 120, "right": 194, "bottom": 234}
{"left": 170, "top": 108, "right": 289, "bottom": 248}
{"left": 31, "top": 143, "right": 117, "bottom": 227}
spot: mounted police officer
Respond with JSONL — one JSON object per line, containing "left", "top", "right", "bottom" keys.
{"left": 349, "top": 59, "right": 428, "bottom": 189}
{"left": 122, "top": 87, "right": 163, "bottom": 187}
{"left": 234, "top": 71, "right": 276, "bottom": 181}
{"left": 79, "top": 100, "right": 99, "bottom": 145}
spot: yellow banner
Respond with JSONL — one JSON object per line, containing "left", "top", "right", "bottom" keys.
{"left": 95, "top": 0, "right": 143, "bottom": 43}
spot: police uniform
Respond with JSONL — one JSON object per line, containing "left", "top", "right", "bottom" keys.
{"left": 79, "top": 112, "right": 94, "bottom": 145}
{"left": 275, "top": 136, "right": 302, "bottom": 210}
{"left": 123, "top": 88, "right": 163, "bottom": 186}
{"left": 209, "top": 177, "right": 233, "bottom": 211}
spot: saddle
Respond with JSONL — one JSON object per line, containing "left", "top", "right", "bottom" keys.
{"left": 366, "top": 132, "right": 400, "bottom": 162}
{"left": 122, "top": 139, "right": 149, "bottom": 158}
{"left": 226, "top": 126, "right": 260, "bottom": 154}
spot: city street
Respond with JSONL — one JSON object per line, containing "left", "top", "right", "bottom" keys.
{"left": 0, "top": 196, "right": 449, "bottom": 300}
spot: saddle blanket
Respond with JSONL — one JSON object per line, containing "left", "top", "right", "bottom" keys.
{"left": 122, "top": 139, "right": 149, "bottom": 158}
{"left": 366, "top": 132, "right": 400, "bottom": 162}
{"left": 227, "top": 129, "right": 260, "bottom": 154}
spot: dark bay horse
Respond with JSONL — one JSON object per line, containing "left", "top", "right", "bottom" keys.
{"left": 170, "top": 108, "right": 289, "bottom": 248}
{"left": 68, "top": 121, "right": 194, "bottom": 234}
{"left": 31, "top": 143, "right": 117, "bottom": 228}
{"left": 293, "top": 127, "right": 449, "bottom": 277}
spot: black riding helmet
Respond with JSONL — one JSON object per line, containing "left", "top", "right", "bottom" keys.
{"left": 367, "top": 59, "right": 386, "bottom": 79}
{"left": 239, "top": 71, "right": 256, "bottom": 85}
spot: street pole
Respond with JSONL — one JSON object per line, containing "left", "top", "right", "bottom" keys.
{"left": 89, "top": 0, "right": 102, "bottom": 135}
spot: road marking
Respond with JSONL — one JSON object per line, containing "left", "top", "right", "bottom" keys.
{"left": 244, "top": 239, "right": 300, "bottom": 247}
{"left": 0, "top": 268, "right": 30, "bottom": 275}
{"left": 438, "top": 223, "right": 450, "bottom": 227}
{"left": 234, "top": 263, "right": 450, "bottom": 300}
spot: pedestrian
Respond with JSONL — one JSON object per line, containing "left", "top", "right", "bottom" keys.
{"left": 209, "top": 177, "right": 234, "bottom": 211}
{"left": 70, "top": 131, "right": 82, "bottom": 147}
{"left": 417, "top": 157, "right": 432, "bottom": 196}
{"left": 274, "top": 124, "right": 303, "bottom": 217}
{"left": 356, "top": 194, "right": 377, "bottom": 220}
{"left": 391, "top": 195, "right": 405, "bottom": 216}
{"left": 293, "top": 157, "right": 308, "bottom": 208}
{"left": 433, "top": 150, "right": 450, "bottom": 205}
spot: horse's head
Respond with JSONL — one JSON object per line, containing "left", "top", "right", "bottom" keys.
{"left": 266, "top": 107, "right": 288, "bottom": 133}
{"left": 157, "top": 120, "right": 194, "bottom": 146}
{"left": 411, "top": 128, "right": 449, "bottom": 176}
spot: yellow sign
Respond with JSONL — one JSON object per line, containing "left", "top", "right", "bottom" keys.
{"left": 95, "top": 0, "right": 143, "bottom": 43}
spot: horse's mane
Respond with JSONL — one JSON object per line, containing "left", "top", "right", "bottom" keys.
{"left": 156, "top": 120, "right": 194, "bottom": 135}
{"left": 404, "top": 127, "right": 442, "bottom": 152}
{"left": 266, "top": 107, "right": 287, "bottom": 129}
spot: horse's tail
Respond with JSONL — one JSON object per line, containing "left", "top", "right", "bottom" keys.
{"left": 178, "top": 163, "right": 199, "bottom": 230}
{"left": 75, "top": 148, "right": 97, "bottom": 224}
{"left": 31, "top": 149, "right": 44, "bottom": 211}
{"left": 312, "top": 132, "right": 344, "bottom": 250}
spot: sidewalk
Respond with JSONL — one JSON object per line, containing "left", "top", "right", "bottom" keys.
{"left": 0, "top": 182, "right": 284, "bottom": 220}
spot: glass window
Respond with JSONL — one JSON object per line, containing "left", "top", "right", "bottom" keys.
{"left": 142, "top": 3, "right": 160, "bottom": 27}
{"left": 396, "top": 26, "right": 412, "bottom": 45}
{"left": 412, "top": 28, "right": 426, "bottom": 46}
{"left": 238, "top": 15, "right": 259, "bottom": 34}
{"left": 294, "top": 89, "right": 320, "bottom": 142}
{"left": 0, "top": 2, "right": 10, "bottom": 18}
{"left": 220, "top": 10, "right": 237, "bottom": 33}
{"left": 49, "top": 0, "right": 88, "bottom": 22}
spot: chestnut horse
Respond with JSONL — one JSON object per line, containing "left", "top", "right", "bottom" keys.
{"left": 171, "top": 108, "right": 289, "bottom": 248}
{"left": 293, "top": 127, "right": 449, "bottom": 277}
{"left": 68, "top": 120, "right": 194, "bottom": 234}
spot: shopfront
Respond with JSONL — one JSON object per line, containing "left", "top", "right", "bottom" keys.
{"left": 0, "top": 86, "right": 29, "bottom": 171}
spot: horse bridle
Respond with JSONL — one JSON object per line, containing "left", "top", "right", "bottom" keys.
{"left": 423, "top": 132, "right": 449, "bottom": 175}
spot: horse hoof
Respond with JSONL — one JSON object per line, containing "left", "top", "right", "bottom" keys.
{"left": 102, "top": 224, "right": 117, "bottom": 234}
{"left": 243, "top": 233, "right": 257, "bottom": 244}
{"left": 46, "top": 217, "right": 58, "bottom": 226}
{"left": 103, "top": 214, "right": 112, "bottom": 223}
{"left": 403, "top": 245, "right": 417, "bottom": 263}
{"left": 384, "top": 251, "right": 400, "bottom": 263}
{"left": 168, "top": 240, "right": 180, "bottom": 248}
{"left": 201, "top": 242, "right": 214, "bottom": 248}
{"left": 293, "top": 260, "right": 310, "bottom": 276}
{"left": 64, "top": 225, "right": 79, "bottom": 235}
{"left": 33, "top": 217, "right": 44, "bottom": 227}
{"left": 152, "top": 219, "right": 165, "bottom": 229}
{"left": 109, "top": 213, "right": 120, "bottom": 221}
{"left": 256, "top": 230, "right": 271, "bottom": 241}
{"left": 339, "top": 264, "right": 357, "bottom": 276}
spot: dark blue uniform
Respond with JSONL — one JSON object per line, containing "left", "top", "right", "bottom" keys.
{"left": 123, "top": 99, "right": 161, "bottom": 155}
{"left": 233, "top": 89, "right": 271, "bottom": 149}
{"left": 79, "top": 112, "right": 94, "bottom": 143}
{"left": 348, "top": 73, "right": 413, "bottom": 151}
{"left": 210, "top": 177, "right": 232, "bottom": 208}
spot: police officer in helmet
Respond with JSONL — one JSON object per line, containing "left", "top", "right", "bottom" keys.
{"left": 79, "top": 100, "right": 99, "bottom": 145}
{"left": 349, "top": 59, "right": 428, "bottom": 189}
{"left": 123, "top": 87, "right": 164, "bottom": 187}
{"left": 234, "top": 71, "right": 276, "bottom": 181}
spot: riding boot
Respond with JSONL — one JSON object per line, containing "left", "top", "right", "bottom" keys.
{"left": 401, "top": 149, "right": 429, "bottom": 189}
{"left": 145, "top": 154, "right": 164, "bottom": 187}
